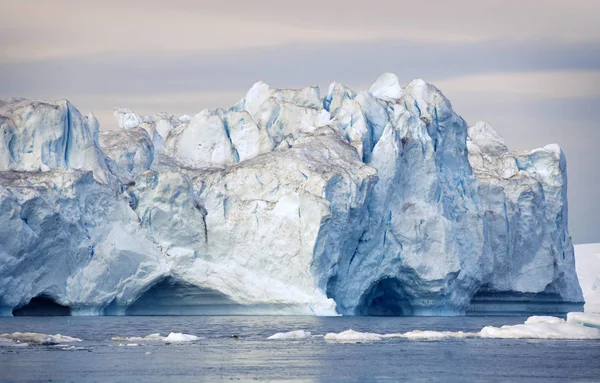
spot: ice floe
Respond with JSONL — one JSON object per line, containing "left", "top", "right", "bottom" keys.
{"left": 297, "top": 313, "right": 600, "bottom": 343}
{"left": 164, "top": 333, "right": 200, "bottom": 342}
{"left": 480, "top": 322, "right": 600, "bottom": 340}
{"left": 324, "top": 329, "right": 383, "bottom": 343}
{"left": 268, "top": 330, "right": 312, "bottom": 340}
{"left": 112, "top": 332, "right": 199, "bottom": 343}
{"left": 0, "top": 332, "right": 81, "bottom": 345}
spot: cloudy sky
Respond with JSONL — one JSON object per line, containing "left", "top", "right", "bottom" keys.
{"left": 1, "top": 0, "right": 599, "bottom": 243}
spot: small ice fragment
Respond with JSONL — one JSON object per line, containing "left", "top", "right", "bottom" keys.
{"left": 324, "top": 329, "right": 382, "bottom": 342}
{"left": 126, "top": 343, "right": 139, "bottom": 347}
{"left": 268, "top": 330, "right": 311, "bottom": 340}
{"left": 164, "top": 333, "right": 199, "bottom": 342}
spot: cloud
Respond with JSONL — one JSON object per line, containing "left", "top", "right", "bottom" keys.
{"left": 1, "top": 39, "right": 598, "bottom": 97}
{"left": 2, "top": 0, "right": 600, "bottom": 62}
{"left": 436, "top": 70, "right": 600, "bottom": 100}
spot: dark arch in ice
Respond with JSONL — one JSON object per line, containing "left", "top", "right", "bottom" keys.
{"left": 12, "top": 295, "right": 71, "bottom": 316}
{"left": 356, "top": 278, "right": 412, "bottom": 316}
{"left": 124, "top": 277, "right": 247, "bottom": 315}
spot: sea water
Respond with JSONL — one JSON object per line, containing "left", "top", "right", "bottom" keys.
{"left": 1, "top": 316, "right": 599, "bottom": 382}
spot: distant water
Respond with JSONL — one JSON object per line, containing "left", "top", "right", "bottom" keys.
{"left": 1, "top": 316, "right": 599, "bottom": 382}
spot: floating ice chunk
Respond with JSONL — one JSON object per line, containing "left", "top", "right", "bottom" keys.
{"left": 0, "top": 332, "right": 81, "bottom": 345}
{"left": 268, "top": 330, "right": 312, "bottom": 340}
{"left": 323, "top": 329, "right": 476, "bottom": 342}
{"left": 567, "top": 312, "right": 600, "bottom": 328}
{"left": 164, "top": 332, "right": 199, "bottom": 342}
{"left": 324, "top": 329, "right": 382, "bottom": 342}
{"left": 126, "top": 343, "right": 139, "bottom": 347}
{"left": 112, "top": 332, "right": 198, "bottom": 342}
{"left": 524, "top": 316, "right": 566, "bottom": 325}
{"left": 112, "top": 333, "right": 164, "bottom": 342}
{"left": 480, "top": 323, "right": 600, "bottom": 339}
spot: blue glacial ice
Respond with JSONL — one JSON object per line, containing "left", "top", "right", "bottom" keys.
{"left": 0, "top": 74, "right": 584, "bottom": 316}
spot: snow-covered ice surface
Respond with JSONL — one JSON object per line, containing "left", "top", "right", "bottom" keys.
{"left": 574, "top": 243, "right": 600, "bottom": 312}
{"left": 1, "top": 316, "right": 599, "bottom": 382}
{"left": 0, "top": 74, "right": 584, "bottom": 316}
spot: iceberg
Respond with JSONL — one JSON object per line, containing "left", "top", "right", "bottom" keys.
{"left": 0, "top": 73, "right": 585, "bottom": 316}
{"left": 574, "top": 243, "right": 600, "bottom": 312}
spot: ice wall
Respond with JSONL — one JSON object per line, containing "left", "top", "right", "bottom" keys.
{"left": 0, "top": 74, "right": 584, "bottom": 316}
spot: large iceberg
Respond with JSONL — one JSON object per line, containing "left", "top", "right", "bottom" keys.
{"left": 0, "top": 74, "right": 585, "bottom": 316}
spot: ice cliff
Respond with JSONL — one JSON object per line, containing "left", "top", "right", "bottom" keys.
{"left": 0, "top": 74, "right": 584, "bottom": 316}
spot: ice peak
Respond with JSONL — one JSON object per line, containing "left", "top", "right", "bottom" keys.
{"left": 368, "top": 72, "right": 402, "bottom": 102}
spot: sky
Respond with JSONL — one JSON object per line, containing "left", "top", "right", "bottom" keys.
{"left": 1, "top": 0, "right": 599, "bottom": 243}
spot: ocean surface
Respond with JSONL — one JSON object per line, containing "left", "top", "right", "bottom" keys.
{"left": 1, "top": 316, "right": 599, "bottom": 382}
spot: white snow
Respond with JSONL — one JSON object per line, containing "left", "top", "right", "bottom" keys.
{"left": 574, "top": 243, "right": 600, "bottom": 312}
{"left": 267, "top": 330, "right": 312, "bottom": 340}
{"left": 567, "top": 312, "right": 600, "bottom": 328}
